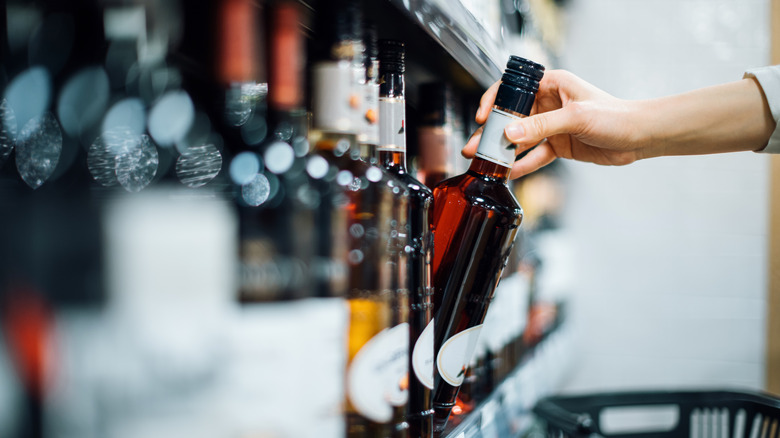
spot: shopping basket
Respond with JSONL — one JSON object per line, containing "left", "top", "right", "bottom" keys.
{"left": 533, "top": 390, "right": 780, "bottom": 438}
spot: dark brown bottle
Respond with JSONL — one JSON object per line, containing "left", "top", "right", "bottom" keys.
{"left": 377, "top": 40, "right": 435, "bottom": 438}
{"left": 430, "top": 56, "right": 544, "bottom": 433}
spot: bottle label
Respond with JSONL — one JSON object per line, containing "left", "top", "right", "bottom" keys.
{"left": 475, "top": 108, "right": 522, "bottom": 167}
{"left": 436, "top": 324, "right": 483, "bottom": 387}
{"left": 378, "top": 98, "right": 405, "bottom": 152}
{"left": 361, "top": 83, "right": 379, "bottom": 144}
{"left": 412, "top": 318, "right": 435, "bottom": 389}
{"left": 312, "top": 62, "right": 354, "bottom": 133}
{"left": 348, "top": 322, "right": 410, "bottom": 422}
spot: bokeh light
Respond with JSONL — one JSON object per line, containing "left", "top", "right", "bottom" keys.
{"left": 0, "top": 99, "right": 18, "bottom": 166}
{"left": 306, "top": 155, "right": 329, "bottom": 180}
{"left": 103, "top": 98, "right": 146, "bottom": 136}
{"left": 229, "top": 151, "right": 260, "bottom": 185}
{"left": 176, "top": 143, "right": 223, "bottom": 188}
{"left": 241, "top": 173, "right": 271, "bottom": 206}
{"left": 264, "top": 141, "right": 295, "bottom": 175}
{"left": 148, "top": 90, "right": 195, "bottom": 147}
{"left": 15, "top": 113, "right": 62, "bottom": 189}
{"left": 57, "top": 67, "right": 110, "bottom": 138}
{"left": 4, "top": 67, "right": 51, "bottom": 129}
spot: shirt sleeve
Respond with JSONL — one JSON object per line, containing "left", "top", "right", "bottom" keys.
{"left": 744, "top": 65, "right": 780, "bottom": 154}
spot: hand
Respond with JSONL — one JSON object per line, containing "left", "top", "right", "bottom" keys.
{"left": 462, "top": 69, "right": 774, "bottom": 179}
{"left": 462, "top": 70, "right": 643, "bottom": 179}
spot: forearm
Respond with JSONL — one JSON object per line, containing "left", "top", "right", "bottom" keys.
{"left": 634, "top": 78, "right": 775, "bottom": 158}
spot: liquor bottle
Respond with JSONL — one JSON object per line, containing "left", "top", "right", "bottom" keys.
{"left": 358, "top": 23, "right": 380, "bottom": 163}
{"left": 430, "top": 56, "right": 545, "bottom": 433}
{"left": 416, "top": 83, "right": 453, "bottom": 188}
{"left": 236, "top": 0, "right": 318, "bottom": 302}
{"left": 367, "top": 33, "right": 413, "bottom": 438}
{"left": 377, "top": 39, "right": 435, "bottom": 438}
{"left": 215, "top": 1, "right": 350, "bottom": 436}
{"left": 310, "top": 3, "right": 409, "bottom": 436}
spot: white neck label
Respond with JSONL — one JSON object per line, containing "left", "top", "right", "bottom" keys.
{"left": 378, "top": 98, "right": 405, "bottom": 152}
{"left": 475, "top": 108, "right": 522, "bottom": 167}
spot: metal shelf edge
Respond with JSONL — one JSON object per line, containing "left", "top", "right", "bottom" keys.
{"left": 386, "top": 0, "right": 504, "bottom": 89}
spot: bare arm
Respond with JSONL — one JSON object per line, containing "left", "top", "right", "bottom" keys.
{"left": 462, "top": 70, "right": 776, "bottom": 179}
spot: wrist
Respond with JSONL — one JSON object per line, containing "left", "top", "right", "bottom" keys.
{"left": 623, "top": 99, "right": 666, "bottom": 160}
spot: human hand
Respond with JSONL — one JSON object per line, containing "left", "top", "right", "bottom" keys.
{"left": 462, "top": 69, "right": 774, "bottom": 179}
{"left": 462, "top": 70, "right": 649, "bottom": 179}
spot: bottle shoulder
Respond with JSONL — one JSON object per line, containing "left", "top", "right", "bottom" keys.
{"left": 433, "top": 173, "right": 522, "bottom": 216}
{"left": 382, "top": 166, "right": 433, "bottom": 198}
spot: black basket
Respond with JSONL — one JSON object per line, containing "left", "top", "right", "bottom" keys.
{"left": 533, "top": 390, "right": 780, "bottom": 438}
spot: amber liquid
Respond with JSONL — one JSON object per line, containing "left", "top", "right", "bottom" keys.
{"left": 379, "top": 150, "right": 434, "bottom": 438}
{"left": 430, "top": 158, "right": 522, "bottom": 432}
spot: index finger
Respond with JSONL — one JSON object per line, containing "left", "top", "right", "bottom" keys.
{"left": 475, "top": 81, "right": 501, "bottom": 124}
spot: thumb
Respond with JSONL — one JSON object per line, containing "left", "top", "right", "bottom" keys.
{"left": 504, "top": 107, "right": 575, "bottom": 146}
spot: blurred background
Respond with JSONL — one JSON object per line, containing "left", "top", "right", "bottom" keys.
{"left": 553, "top": 0, "right": 772, "bottom": 393}
{"left": 0, "top": 0, "right": 777, "bottom": 437}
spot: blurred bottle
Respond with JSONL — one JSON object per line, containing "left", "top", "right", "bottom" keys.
{"left": 415, "top": 83, "right": 453, "bottom": 189}
{"left": 358, "top": 23, "right": 380, "bottom": 163}
{"left": 430, "top": 56, "right": 544, "bottom": 432}
{"left": 210, "top": 1, "right": 351, "bottom": 437}
{"left": 233, "top": 0, "right": 322, "bottom": 302}
{"left": 377, "top": 39, "right": 434, "bottom": 438}
{"left": 309, "top": 2, "right": 409, "bottom": 436}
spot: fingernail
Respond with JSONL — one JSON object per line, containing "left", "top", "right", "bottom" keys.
{"left": 475, "top": 107, "right": 482, "bottom": 120}
{"left": 505, "top": 123, "right": 524, "bottom": 140}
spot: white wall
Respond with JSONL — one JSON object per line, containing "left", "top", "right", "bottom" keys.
{"left": 553, "top": 0, "right": 771, "bottom": 393}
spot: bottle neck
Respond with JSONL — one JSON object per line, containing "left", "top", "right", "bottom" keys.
{"left": 267, "top": 1, "right": 303, "bottom": 112}
{"left": 378, "top": 71, "right": 406, "bottom": 163}
{"left": 473, "top": 105, "right": 528, "bottom": 171}
{"left": 379, "top": 71, "right": 404, "bottom": 99}
{"left": 378, "top": 149, "right": 407, "bottom": 173}
{"left": 467, "top": 156, "right": 511, "bottom": 184}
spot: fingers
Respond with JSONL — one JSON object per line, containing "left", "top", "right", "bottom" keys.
{"left": 504, "top": 106, "right": 577, "bottom": 147}
{"left": 461, "top": 125, "right": 483, "bottom": 158}
{"left": 509, "top": 141, "right": 558, "bottom": 179}
{"left": 475, "top": 81, "right": 501, "bottom": 124}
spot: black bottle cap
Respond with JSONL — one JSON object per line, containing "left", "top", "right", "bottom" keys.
{"left": 335, "top": 0, "right": 363, "bottom": 42}
{"left": 364, "top": 23, "right": 378, "bottom": 63}
{"left": 312, "top": 0, "right": 363, "bottom": 60}
{"left": 378, "top": 39, "right": 405, "bottom": 74}
{"left": 494, "top": 56, "right": 545, "bottom": 115}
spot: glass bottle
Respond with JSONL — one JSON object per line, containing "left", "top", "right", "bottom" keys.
{"left": 367, "top": 32, "right": 413, "bottom": 438}
{"left": 310, "top": 3, "right": 408, "bottom": 436}
{"left": 377, "top": 39, "right": 435, "bottom": 438}
{"left": 219, "top": 1, "right": 350, "bottom": 436}
{"left": 430, "top": 56, "right": 545, "bottom": 433}
{"left": 237, "top": 0, "right": 315, "bottom": 302}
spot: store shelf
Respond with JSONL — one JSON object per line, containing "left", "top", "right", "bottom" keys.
{"left": 385, "top": 0, "right": 504, "bottom": 89}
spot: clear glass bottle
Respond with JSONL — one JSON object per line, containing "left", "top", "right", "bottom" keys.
{"left": 430, "top": 56, "right": 545, "bottom": 433}
{"left": 377, "top": 39, "right": 435, "bottom": 438}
